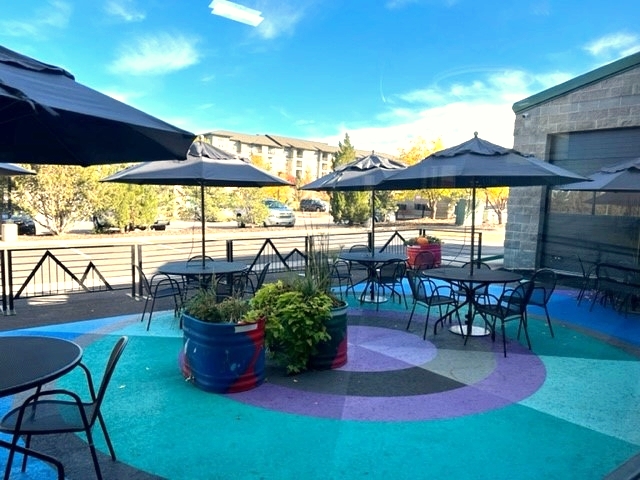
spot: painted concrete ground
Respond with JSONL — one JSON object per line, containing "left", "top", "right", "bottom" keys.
{"left": 1, "top": 285, "right": 639, "bottom": 479}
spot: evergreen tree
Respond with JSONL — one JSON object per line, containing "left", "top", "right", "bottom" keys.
{"left": 329, "top": 133, "right": 369, "bottom": 225}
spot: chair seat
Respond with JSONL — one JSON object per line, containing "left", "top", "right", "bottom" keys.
{"left": 1, "top": 399, "right": 97, "bottom": 434}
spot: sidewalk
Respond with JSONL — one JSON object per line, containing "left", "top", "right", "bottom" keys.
{"left": 0, "top": 289, "right": 163, "bottom": 332}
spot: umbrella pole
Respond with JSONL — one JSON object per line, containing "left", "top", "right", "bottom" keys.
{"left": 470, "top": 187, "right": 476, "bottom": 276}
{"left": 371, "top": 190, "right": 376, "bottom": 251}
{"left": 200, "top": 183, "right": 206, "bottom": 269}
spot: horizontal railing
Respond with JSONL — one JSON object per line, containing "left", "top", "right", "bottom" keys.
{"left": 0, "top": 226, "right": 502, "bottom": 314}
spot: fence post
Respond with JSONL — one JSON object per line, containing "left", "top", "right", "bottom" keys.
{"left": 226, "top": 239, "right": 233, "bottom": 261}
{"left": 133, "top": 244, "right": 143, "bottom": 298}
{"left": 6, "top": 250, "right": 15, "bottom": 315}
{"left": 1, "top": 249, "right": 6, "bottom": 315}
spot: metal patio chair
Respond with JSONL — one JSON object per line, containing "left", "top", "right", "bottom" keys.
{"left": 476, "top": 280, "right": 535, "bottom": 357}
{"left": 527, "top": 268, "right": 557, "bottom": 337}
{"left": 406, "top": 270, "right": 460, "bottom": 339}
{"left": 136, "top": 265, "right": 183, "bottom": 330}
{"left": 0, "top": 336, "right": 129, "bottom": 480}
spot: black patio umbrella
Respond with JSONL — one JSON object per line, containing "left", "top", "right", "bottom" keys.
{"left": 377, "top": 133, "right": 588, "bottom": 274}
{"left": 557, "top": 157, "right": 640, "bottom": 192}
{"left": 0, "top": 45, "right": 195, "bottom": 166}
{"left": 102, "top": 141, "right": 293, "bottom": 266}
{"left": 0, "top": 163, "right": 35, "bottom": 176}
{"left": 557, "top": 157, "right": 640, "bottom": 260}
{"left": 300, "top": 152, "right": 406, "bottom": 248}
{"left": 0, "top": 164, "right": 35, "bottom": 217}
{"left": 593, "top": 191, "right": 640, "bottom": 206}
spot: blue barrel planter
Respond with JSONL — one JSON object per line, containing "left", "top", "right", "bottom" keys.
{"left": 180, "top": 314, "right": 265, "bottom": 393}
{"left": 308, "top": 303, "right": 348, "bottom": 370}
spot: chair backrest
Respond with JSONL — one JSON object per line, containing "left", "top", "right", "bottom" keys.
{"left": 462, "top": 261, "right": 492, "bottom": 270}
{"left": 406, "top": 269, "right": 427, "bottom": 302}
{"left": 330, "top": 259, "right": 351, "bottom": 278}
{"left": 530, "top": 268, "right": 557, "bottom": 305}
{"left": 188, "top": 255, "right": 214, "bottom": 264}
{"left": 254, "top": 262, "right": 271, "bottom": 291}
{"left": 414, "top": 250, "right": 436, "bottom": 270}
{"left": 504, "top": 280, "right": 535, "bottom": 315}
{"left": 349, "top": 244, "right": 371, "bottom": 253}
{"left": 378, "top": 260, "right": 405, "bottom": 283}
{"left": 93, "top": 336, "right": 129, "bottom": 421}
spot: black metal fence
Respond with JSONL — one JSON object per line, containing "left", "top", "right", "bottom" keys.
{"left": 0, "top": 226, "right": 496, "bottom": 314}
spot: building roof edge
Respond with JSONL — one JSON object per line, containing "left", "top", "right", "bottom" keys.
{"left": 512, "top": 51, "right": 640, "bottom": 114}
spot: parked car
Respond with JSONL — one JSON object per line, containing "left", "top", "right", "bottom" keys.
{"left": 299, "top": 198, "right": 329, "bottom": 212}
{"left": 93, "top": 211, "right": 169, "bottom": 233}
{"left": 263, "top": 200, "right": 296, "bottom": 227}
{"left": 235, "top": 199, "right": 296, "bottom": 227}
{"left": 1, "top": 212, "right": 37, "bottom": 235}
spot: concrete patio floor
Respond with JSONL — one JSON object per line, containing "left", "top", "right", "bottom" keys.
{"left": 1, "top": 282, "right": 639, "bottom": 479}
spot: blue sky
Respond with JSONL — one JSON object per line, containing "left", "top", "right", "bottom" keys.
{"left": 1, "top": 0, "right": 639, "bottom": 155}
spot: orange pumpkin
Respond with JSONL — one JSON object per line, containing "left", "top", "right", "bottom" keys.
{"left": 416, "top": 236, "right": 429, "bottom": 245}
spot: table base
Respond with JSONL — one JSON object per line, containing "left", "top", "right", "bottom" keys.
{"left": 361, "top": 295, "right": 388, "bottom": 304}
{"left": 449, "top": 325, "right": 491, "bottom": 337}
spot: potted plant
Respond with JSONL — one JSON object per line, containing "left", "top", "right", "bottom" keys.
{"left": 179, "top": 288, "right": 265, "bottom": 393}
{"left": 404, "top": 235, "right": 442, "bottom": 268}
{"left": 245, "top": 236, "right": 348, "bottom": 374}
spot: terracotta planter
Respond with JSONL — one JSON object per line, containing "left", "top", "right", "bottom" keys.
{"left": 308, "top": 303, "right": 348, "bottom": 370}
{"left": 180, "top": 314, "right": 265, "bottom": 393}
{"left": 406, "top": 244, "right": 442, "bottom": 268}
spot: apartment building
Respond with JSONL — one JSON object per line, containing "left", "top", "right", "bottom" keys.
{"left": 201, "top": 130, "right": 387, "bottom": 182}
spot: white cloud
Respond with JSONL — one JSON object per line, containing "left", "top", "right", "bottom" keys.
{"left": 584, "top": 33, "right": 640, "bottom": 59}
{"left": 0, "top": 0, "right": 71, "bottom": 38}
{"left": 322, "top": 102, "right": 516, "bottom": 157}
{"left": 109, "top": 34, "right": 200, "bottom": 75}
{"left": 254, "top": 2, "right": 305, "bottom": 40}
{"left": 317, "top": 67, "right": 579, "bottom": 154}
{"left": 104, "top": 0, "right": 145, "bottom": 22}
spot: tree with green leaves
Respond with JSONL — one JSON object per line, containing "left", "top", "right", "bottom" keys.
{"left": 12, "top": 164, "right": 172, "bottom": 234}
{"left": 329, "top": 133, "right": 370, "bottom": 225}
{"left": 12, "top": 164, "right": 103, "bottom": 235}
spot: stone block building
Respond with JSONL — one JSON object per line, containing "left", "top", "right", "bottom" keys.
{"left": 504, "top": 51, "right": 640, "bottom": 273}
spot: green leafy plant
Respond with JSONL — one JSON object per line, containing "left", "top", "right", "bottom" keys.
{"left": 183, "top": 288, "right": 252, "bottom": 324}
{"left": 246, "top": 279, "right": 332, "bottom": 374}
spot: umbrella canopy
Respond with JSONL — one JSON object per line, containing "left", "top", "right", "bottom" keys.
{"left": 593, "top": 191, "right": 640, "bottom": 206}
{"left": 0, "top": 46, "right": 195, "bottom": 166}
{"left": 0, "top": 164, "right": 35, "bottom": 176}
{"left": 557, "top": 157, "right": 640, "bottom": 192}
{"left": 102, "top": 141, "right": 293, "bottom": 265}
{"left": 377, "top": 133, "right": 588, "bottom": 274}
{"left": 301, "top": 152, "right": 406, "bottom": 247}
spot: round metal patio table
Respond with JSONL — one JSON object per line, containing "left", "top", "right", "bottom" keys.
{"left": 339, "top": 251, "right": 408, "bottom": 303}
{"left": 424, "top": 267, "right": 522, "bottom": 338}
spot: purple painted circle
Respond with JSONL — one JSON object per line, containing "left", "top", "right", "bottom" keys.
{"left": 339, "top": 326, "right": 437, "bottom": 372}
{"left": 230, "top": 325, "right": 546, "bottom": 421}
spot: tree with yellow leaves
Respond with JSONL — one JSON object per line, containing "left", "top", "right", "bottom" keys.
{"left": 396, "top": 137, "right": 463, "bottom": 219}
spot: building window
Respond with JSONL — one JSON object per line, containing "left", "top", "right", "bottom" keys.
{"left": 268, "top": 146, "right": 276, "bottom": 155}
{"left": 296, "top": 149, "right": 303, "bottom": 158}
